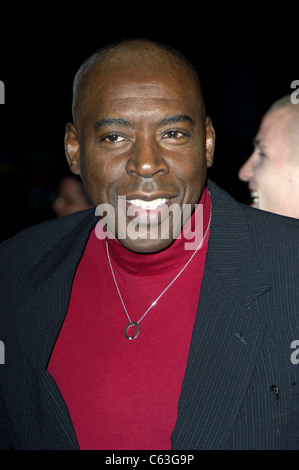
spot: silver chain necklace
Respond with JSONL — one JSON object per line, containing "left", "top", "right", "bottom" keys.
{"left": 106, "top": 200, "right": 212, "bottom": 340}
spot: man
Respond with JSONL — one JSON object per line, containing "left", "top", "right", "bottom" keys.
{"left": 238, "top": 95, "right": 299, "bottom": 218}
{"left": 1, "top": 39, "right": 299, "bottom": 450}
{"left": 52, "top": 175, "right": 93, "bottom": 217}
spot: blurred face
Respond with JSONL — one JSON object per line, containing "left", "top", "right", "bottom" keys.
{"left": 65, "top": 59, "right": 215, "bottom": 252}
{"left": 238, "top": 107, "right": 299, "bottom": 218}
{"left": 52, "top": 177, "right": 92, "bottom": 217}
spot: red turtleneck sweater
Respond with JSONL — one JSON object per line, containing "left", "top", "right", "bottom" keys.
{"left": 48, "top": 188, "right": 211, "bottom": 450}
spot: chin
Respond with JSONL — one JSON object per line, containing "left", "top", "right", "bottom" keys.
{"left": 120, "top": 237, "right": 175, "bottom": 254}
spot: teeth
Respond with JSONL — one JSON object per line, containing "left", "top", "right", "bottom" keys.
{"left": 128, "top": 198, "right": 168, "bottom": 210}
{"left": 250, "top": 191, "right": 259, "bottom": 203}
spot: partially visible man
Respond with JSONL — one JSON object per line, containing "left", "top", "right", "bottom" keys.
{"left": 238, "top": 95, "right": 299, "bottom": 217}
{"left": 52, "top": 175, "right": 93, "bottom": 217}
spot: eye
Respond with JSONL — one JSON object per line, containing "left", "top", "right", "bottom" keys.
{"left": 256, "top": 149, "right": 267, "bottom": 158}
{"left": 100, "top": 134, "right": 127, "bottom": 144}
{"left": 163, "top": 130, "right": 186, "bottom": 139}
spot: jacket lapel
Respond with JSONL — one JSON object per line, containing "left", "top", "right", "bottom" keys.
{"left": 17, "top": 210, "right": 97, "bottom": 449}
{"left": 171, "top": 181, "right": 271, "bottom": 449}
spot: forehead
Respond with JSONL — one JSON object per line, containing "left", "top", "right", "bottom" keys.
{"left": 81, "top": 62, "right": 203, "bottom": 125}
{"left": 256, "top": 107, "right": 292, "bottom": 162}
{"left": 259, "top": 108, "right": 290, "bottom": 140}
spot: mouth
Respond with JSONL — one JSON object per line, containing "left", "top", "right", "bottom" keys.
{"left": 125, "top": 192, "right": 176, "bottom": 210}
{"left": 122, "top": 194, "right": 176, "bottom": 227}
{"left": 126, "top": 197, "right": 170, "bottom": 211}
{"left": 250, "top": 190, "right": 259, "bottom": 207}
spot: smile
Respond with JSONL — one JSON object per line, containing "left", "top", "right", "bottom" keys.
{"left": 127, "top": 198, "right": 169, "bottom": 211}
{"left": 250, "top": 190, "right": 259, "bottom": 206}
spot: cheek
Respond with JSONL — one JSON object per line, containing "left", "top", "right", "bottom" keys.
{"left": 188, "top": 151, "right": 207, "bottom": 179}
{"left": 180, "top": 159, "right": 207, "bottom": 202}
{"left": 179, "top": 146, "right": 205, "bottom": 174}
{"left": 256, "top": 161, "right": 280, "bottom": 184}
{"left": 79, "top": 154, "right": 110, "bottom": 204}
{"left": 255, "top": 164, "right": 283, "bottom": 202}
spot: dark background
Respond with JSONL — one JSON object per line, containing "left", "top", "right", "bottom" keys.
{"left": 0, "top": 14, "right": 296, "bottom": 242}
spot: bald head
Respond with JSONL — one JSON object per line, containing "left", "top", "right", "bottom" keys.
{"left": 267, "top": 95, "right": 299, "bottom": 158}
{"left": 72, "top": 39, "right": 205, "bottom": 127}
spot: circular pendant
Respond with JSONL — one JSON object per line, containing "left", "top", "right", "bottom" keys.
{"left": 125, "top": 321, "right": 140, "bottom": 340}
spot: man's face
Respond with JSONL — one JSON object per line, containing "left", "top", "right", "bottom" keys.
{"left": 238, "top": 107, "right": 299, "bottom": 217}
{"left": 66, "top": 61, "right": 214, "bottom": 252}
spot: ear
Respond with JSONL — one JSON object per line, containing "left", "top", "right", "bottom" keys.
{"left": 64, "top": 122, "right": 81, "bottom": 175}
{"left": 205, "top": 116, "right": 215, "bottom": 168}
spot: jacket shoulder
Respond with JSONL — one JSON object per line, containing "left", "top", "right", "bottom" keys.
{"left": 0, "top": 209, "right": 96, "bottom": 275}
{"left": 242, "top": 202, "right": 299, "bottom": 246}
{"left": 208, "top": 179, "right": 299, "bottom": 242}
{"left": 208, "top": 179, "right": 299, "bottom": 262}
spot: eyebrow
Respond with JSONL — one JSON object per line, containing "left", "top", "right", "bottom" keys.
{"left": 94, "top": 114, "right": 194, "bottom": 132}
{"left": 253, "top": 138, "right": 260, "bottom": 147}
{"left": 157, "top": 114, "right": 195, "bottom": 126}
{"left": 253, "top": 138, "right": 267, "bottom": 149}
{"left": 94, "top": 118, "right": 132, "bottom": 131}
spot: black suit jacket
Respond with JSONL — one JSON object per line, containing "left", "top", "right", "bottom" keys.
{"left": 1, "top": 180, "right": 299, "bottom": 449}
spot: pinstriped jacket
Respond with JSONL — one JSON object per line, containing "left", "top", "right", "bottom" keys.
{"left": 1, "top": 179, "right": 299, "bottom": 450}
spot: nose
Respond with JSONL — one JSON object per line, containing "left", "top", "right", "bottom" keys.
{"left": 238, "top": 152, "right": 255, "bottom": 182}
{"left": 126, "top": 136, "right": 169, "bottom": 178}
